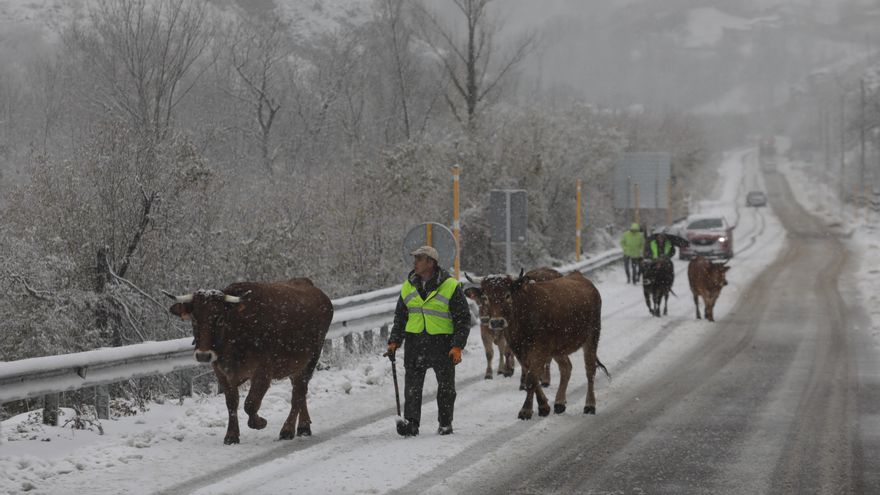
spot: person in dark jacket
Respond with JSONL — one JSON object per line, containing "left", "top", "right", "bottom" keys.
{"left": 385, "top": 245, "right": 471, "bottom": 437}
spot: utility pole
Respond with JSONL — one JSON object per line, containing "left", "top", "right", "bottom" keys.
{"left": 452, "top": 165, "right": 460, "bottom": 280}
{"left": 576, "top": 179, "right": 582, "bottom": 262}
{"left": 840, "top": 92, "right": 846, "bottom": 202}
{"left": 861, "top": 78, "right": 866, "bottom": 187}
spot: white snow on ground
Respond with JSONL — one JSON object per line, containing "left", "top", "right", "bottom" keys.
{"left": 1, "top": 143, "right": 876, "bottom": 494}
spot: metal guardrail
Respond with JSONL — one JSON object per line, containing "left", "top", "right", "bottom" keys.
{"left": 0, "top": 250, "right": 623, "bottom": 405}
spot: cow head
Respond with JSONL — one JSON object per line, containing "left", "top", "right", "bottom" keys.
{"left": 164, "top": 289, "right": 243, "bottom": 363}
{"left": 463, "top": 286, "right": 491, "bottom": 328}
{"left": 468, "top": 269, "right": 526, "bottom": 332}
{"left": 705, "top": 262, "right": 731, "bottom": 296}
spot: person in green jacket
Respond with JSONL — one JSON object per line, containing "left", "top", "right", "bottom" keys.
{"left": 620, "top": 223, "right": 645, "bottom": 284}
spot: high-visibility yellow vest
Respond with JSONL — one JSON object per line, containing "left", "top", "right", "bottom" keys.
{"left": 650, "top": 239, "right": 672, "bottom": 259}
{"left": 401, "top": 277, "right": 459, "bottom": 334}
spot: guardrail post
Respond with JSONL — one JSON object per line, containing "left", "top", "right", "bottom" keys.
{"left": 361, "top": 329, "right": 373, "bottom": 353}
{"left": 96, "top": 386, "right": 110, "bottom": 420}
{"left": 43, "top": 394, "right": 59, "bottom": 426}
{"left": 379, "top": 324, "right": 389, "bottom": 342}
{"left": 179, "top": 371, "right": 192, "bottom": 399}
{"left": 343, "top": 333, "right": 355, "bottom": 353}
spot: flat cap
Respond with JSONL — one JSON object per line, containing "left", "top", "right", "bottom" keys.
{"left": 410, "top": 245, "right": 440, "bottom": 263}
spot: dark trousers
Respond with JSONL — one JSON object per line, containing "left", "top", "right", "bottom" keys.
{"left": 404, "top": 359, "right": 456, "bottom": 427}
{"left": 624, "top": 256, "right": 641, "bottom": 282}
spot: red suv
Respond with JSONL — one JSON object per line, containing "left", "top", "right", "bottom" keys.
{"left": 679, "top": 215, "right": 734, "bottom": 260}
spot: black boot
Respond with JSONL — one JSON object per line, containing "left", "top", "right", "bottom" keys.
{"left": 397, "top": 420, "right": 419, "bottom": 437}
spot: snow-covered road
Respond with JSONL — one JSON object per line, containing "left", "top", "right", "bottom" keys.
{"left": 3, "top": 144, "right": 879, "bottom": 495}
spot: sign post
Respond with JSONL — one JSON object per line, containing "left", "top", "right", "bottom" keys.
{"left": 634, "top": 183, "right": 641, "bottom": 225}
{"left": 452, "top": 165, "right": 461, "bottom": 280}
{"left": 576, "top": 179, "right": 582, "bottom": 262}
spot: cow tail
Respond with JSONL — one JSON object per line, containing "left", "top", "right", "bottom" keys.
{"left": 596, "top": 357, "right": 611, "bottom": 380}
{"left": 669, "top": 288, "right": 677, "bottom": 297}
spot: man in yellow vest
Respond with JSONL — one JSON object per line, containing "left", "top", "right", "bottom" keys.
{"left": 385, "top": 245, "right": 471, "bottom": 437}
{"left": 646, "top": 232, "right": 676, "bottom": 260}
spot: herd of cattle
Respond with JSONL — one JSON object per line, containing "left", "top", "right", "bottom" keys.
{"left": 163, "top": 256, "right": 729, "bottom": 444}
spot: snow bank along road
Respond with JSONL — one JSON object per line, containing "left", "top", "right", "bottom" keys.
{"left": 4, "top": 147, "right": 878, "bottom": 494}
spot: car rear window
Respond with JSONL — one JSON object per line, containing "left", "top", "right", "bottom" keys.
{"left": 688, "top": 218, "right": 724, "bottom": 229}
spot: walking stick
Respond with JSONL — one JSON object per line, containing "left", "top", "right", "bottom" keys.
{"left": 389, "top": 353, "right": 409, "bottom": 432}
{"left": 390, "top": 355, "right": 402, "bottom": 418}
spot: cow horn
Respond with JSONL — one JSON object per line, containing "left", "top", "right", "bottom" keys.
{"left": 224, "top": 294, "right": 242, "bottom": 304}
{"left": 465, "top": 273, "right": 484, "bottom": 284}
{"left": 161, "top": 290, "right": 193, "bottom": 303}
{"left": 516, "top": 268, "right": 525, "bottom": 281}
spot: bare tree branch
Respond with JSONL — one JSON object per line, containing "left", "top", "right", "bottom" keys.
{"left": 414, "top": 0, "right": 535, "bottom": 130}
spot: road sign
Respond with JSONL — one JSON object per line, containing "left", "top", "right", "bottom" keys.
{"left": 489, "top": 190, "right": 527, "bottom": 243}
{"left": 402, "top": 222, "right": 457, "bottom": 268}
{"left": 489, "top": 189, "right": 528, "bottom": 274}
{"left": 613, "top": 152, "right": 671, "bottom": 209}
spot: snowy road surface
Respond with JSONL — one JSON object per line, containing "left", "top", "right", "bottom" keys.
{"left": 2, "top": 146, "right": 879, "bottom": 494}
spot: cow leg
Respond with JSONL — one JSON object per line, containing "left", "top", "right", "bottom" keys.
{"left": 244, "top": 372, "right": 270, "bottom": 431}
{"left": 552, "top": 356, "right": 573, "bottom": 414}
{"left": 706, "top": 296, "right": 716, "bottom": 322}
{"left": 693, "top": 293, "right": 702, "bottom": 319}
{"left": 519, "top": 369, "right": 538, "bottom": 420}
{"left": 663, "top": 291, "right": 669, "bottom": 316}
{"left": 481, "top": 327, "right": 494, "bottom": 379}
{"left": 650, "top": 291, "right": 659, "bottom": 317}
{"left": 518, "top": 357, "right": 528, "bottom": 390}
{"left": 582, "top": 336, "right": 600, "bottom": 414}
{"left": 283, "top": 355, "right": 320, "bottom": 439}
{"left": 500, "top": 336, "right": 515, "bottom": 377}
{"left": 217, "top": 372, "right": 240, "bottom": 445}
{"left": 534, "top": 374, "right": 551, "bottom": 417}
{"left": 541, "top": 361, "right": 551, "bottom": 388}
{"left": 643, "top": 286, "right": 653, "bottom": 315}
{"left": 281, "top": 374, "right": 299, "bottom": 439}
{"left": 653, "top": 290, "right": 660, "bottom": 317}
{"left": 527, "top": 354, "right": 551, "bottom": 417}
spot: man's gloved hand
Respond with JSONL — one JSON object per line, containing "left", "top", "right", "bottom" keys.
{"left": 448, "top": 347, "right": 462, "bottom": 365}
{"left": 384, "top": 342, "right": 398, "bottom": 359}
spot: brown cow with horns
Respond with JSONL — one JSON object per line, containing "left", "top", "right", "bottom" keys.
{"left": 164, "top": 278, "right": 333, "bottom": 444}
{"left": 687, "top": 256, "right": 730, "bottom": 322}
{"left": 465, "top": 267, "right": 560, "bottom": 387}
{"left": 468, "top": 269, "right": 609, "bottom": 418}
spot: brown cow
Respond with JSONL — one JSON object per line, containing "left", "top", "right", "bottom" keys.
{"left": 472, "top": 270, "right": 608, "bottom": 418}
{"left": 464, "top": 285, "right": 515, "bottom": 379}
{"left": 464, "top": 267, "right": 560, "bottom": 385}
{"left": 165, "top": 279, "right": 333, "bottom": 444}
{"left": 688, "top": 256, "right": 730, "bottom": 322}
